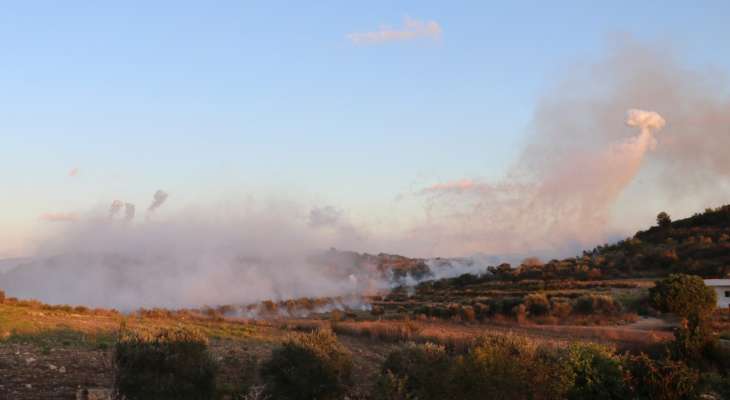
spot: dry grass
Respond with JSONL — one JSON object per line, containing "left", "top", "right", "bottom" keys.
{"left": 329, "top": 318, "right": 672, "bottom": 353}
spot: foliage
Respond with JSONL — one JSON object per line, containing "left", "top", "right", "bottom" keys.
{"left": 574, "top": 294, "right": 621, "bottom": 315}
{"left": 649, "top": 274, "right": 716, "bottom": 319}
{"left": 261, "top": 329, "right": 352, "bottom": 400}
{"left": 113, "top": 326, "right": 217, "bottom": 400}
{"left": 561, "top": 343, "right": 629, "bottom": 400}
{"left": 524, "top": 293, "right": 551, "bottom": 316}
{"left": 625, "top": 353, "right": 701, "bottom": 400}
{"left": 376, "top": 342, "right": 451, "bottom": 400}
{"left": 450, "top": 334, "right": 572, "bottom": 400}
{"left": 372, "top": 370, "right": 415, "bottom": 400}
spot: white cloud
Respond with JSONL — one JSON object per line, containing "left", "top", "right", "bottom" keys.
{"left": 347, "top": 17, "right": 442, "bottom": 45}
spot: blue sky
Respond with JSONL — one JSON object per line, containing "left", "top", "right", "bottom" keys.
{"left": 1, "top": 1, "right": 729, "bottom": 257}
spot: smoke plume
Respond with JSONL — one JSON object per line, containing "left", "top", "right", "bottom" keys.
{"left": 147, "top": 190, "right": 168, "bottom": 213}
{"left": 415, "top": 39, "right": 730, "bottom": 257}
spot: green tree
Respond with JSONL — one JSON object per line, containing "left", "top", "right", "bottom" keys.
{"left": 649, "top": 274, "right": 717, "bottom": 361}
{"left": 649, "top": 274, "right": 716, "bottom": 320}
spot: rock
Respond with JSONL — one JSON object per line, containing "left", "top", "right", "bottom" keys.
{"left": 59, "top": 366, "right": 66, "bottom": 373}
{"left": 25, "top": 357, "right": 36, "bottom": 364}
{"left": 25, "top": 384, "right": 32, "bottom": 389}
{"left": 48, "top": 364, "right": 58, "bottom": 370}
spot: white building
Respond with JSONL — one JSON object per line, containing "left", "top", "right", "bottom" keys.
{"left": 704, "top": 279, "right": 730, "bottom": 308}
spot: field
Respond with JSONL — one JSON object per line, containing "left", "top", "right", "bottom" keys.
{"left": 0, "top": 278, "right": 681, "bottom": 399}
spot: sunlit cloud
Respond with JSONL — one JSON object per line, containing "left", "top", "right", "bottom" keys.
{"left": 347, "top": 17, "right": 442, "bottom": 45}
{"left": 68, "top": 167, "right": 79, "bottom": 177}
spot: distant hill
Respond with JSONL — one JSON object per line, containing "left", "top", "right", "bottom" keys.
{"left": 491, "top": 205, "right": 730, "bottom": 281}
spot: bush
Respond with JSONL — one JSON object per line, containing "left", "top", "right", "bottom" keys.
{"left": 0, "top": 290, "right": 4, "bottom": 303}
{"left": 113, "top": 326, "right": 217, "bottom": 400}
{"left": 261, "top": 329, "right": 352, "bottom": 400}
{"left": 551, "top": 299, "right": 573, "bottom": 319}
{"left": 374, "top": 343, "right": 450, "bottom": 400}
{"left": 625, "top": 353, "right": 700, "bottom": 400}
{"left": 562, "top": 343, "right": 629, "bottom": 400}
{"left": 649, "top": 274, "right": 716, "bottom": 320}
{"left": 575, "top": 294, "right": 621, "bottom": 315}
{"left": 525, "top": 293, "right": 551, "bottom": 316}
{"left": 451, "top": 334, "right": 571, "bottom": 400}
{"left": 373, "top": 370, "right": 415, "bottom": 400}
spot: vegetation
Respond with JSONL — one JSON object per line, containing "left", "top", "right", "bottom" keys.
{"left": 113, "top": 326, "right": 217, "bottom": 400}
{"left": 562, "top": 343, "right": 628, "bottom": 399}
{"left": 261, "top": 329, "right": 353, "bottom": 400}
{"left": 375, "top": 342, "right": 451, "bottom": 400}
{"left": 649, "top": 274, "right": 716, "bottom": 320}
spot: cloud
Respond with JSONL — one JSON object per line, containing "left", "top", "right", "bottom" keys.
{"left": 347, "top": 17, "right": 442, "bottom": 45}
{"left": 39, "top": 212, "right": 78, "bottom": 222}
{"left": 68, "top": 168, "right": 79, "bottom": 177}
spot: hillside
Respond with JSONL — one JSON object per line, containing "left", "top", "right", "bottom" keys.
{"left": 486, "top": 205, "right": 730, "bottom": 282}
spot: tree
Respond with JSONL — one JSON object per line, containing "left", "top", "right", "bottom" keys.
{"left": 657, "top": 212, "right": 672, "bottom": 228}
{"left": 649, "top": 274, "right": 717, "bottom": 360}
{"left": 649, "top": 274, "right": 716, "bottom": 320}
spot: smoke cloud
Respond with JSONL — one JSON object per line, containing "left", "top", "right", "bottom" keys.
{"left": 147, "top": 190, "right": 168, "bottom": 214}
{"left": 415, "top": 38, "right": 730, "bottom": 257}
{"left": 1, "top": 202, "right": 390, "bottom": 309}
{"left": 3, "top": 38, "right": 728, "bottom": 309}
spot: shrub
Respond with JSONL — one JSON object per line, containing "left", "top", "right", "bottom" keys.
{"left": 451, "top": 334, "right": 571, "bottom": 400}
{"left": 575, "top": 294, "right": 621, "bottom": 315}
{"left": 376, "top": 342, "right": 451, "bottom": 400}
{"left": 525, "top": 293, "right": 551, "bottom": 316}
{"left": 649, "top": 274, "right": 716, "bottom": 320}
{"left": 551, "top": 299, "right": 573, "bottom": 319}
{"left": 372, "top": 370, "right": 415, "bottom": 400}
{"left": 261, "top": 329, "right": 352, "bottom": 400}
{"left": 461, "top": 305, "right": 476, "bottom": 322}
{"left": 625, "top": 353, "right": 700, "bottom": 400}
{"left": 0, "top": 290, "right": 4, "bottom": 303}
{"left": 562, "top": 343, "right": 629, "bottom": 400}
{"left": 113, "top": 326, "right": 217, "bottom": 400}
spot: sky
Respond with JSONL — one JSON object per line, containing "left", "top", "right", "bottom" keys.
{"left": 2, "top": 1, "right": 730, "bottom": 258}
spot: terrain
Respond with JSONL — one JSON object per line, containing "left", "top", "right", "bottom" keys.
{"left": 1, "top": 205, "right": 730, "bottom": 398}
